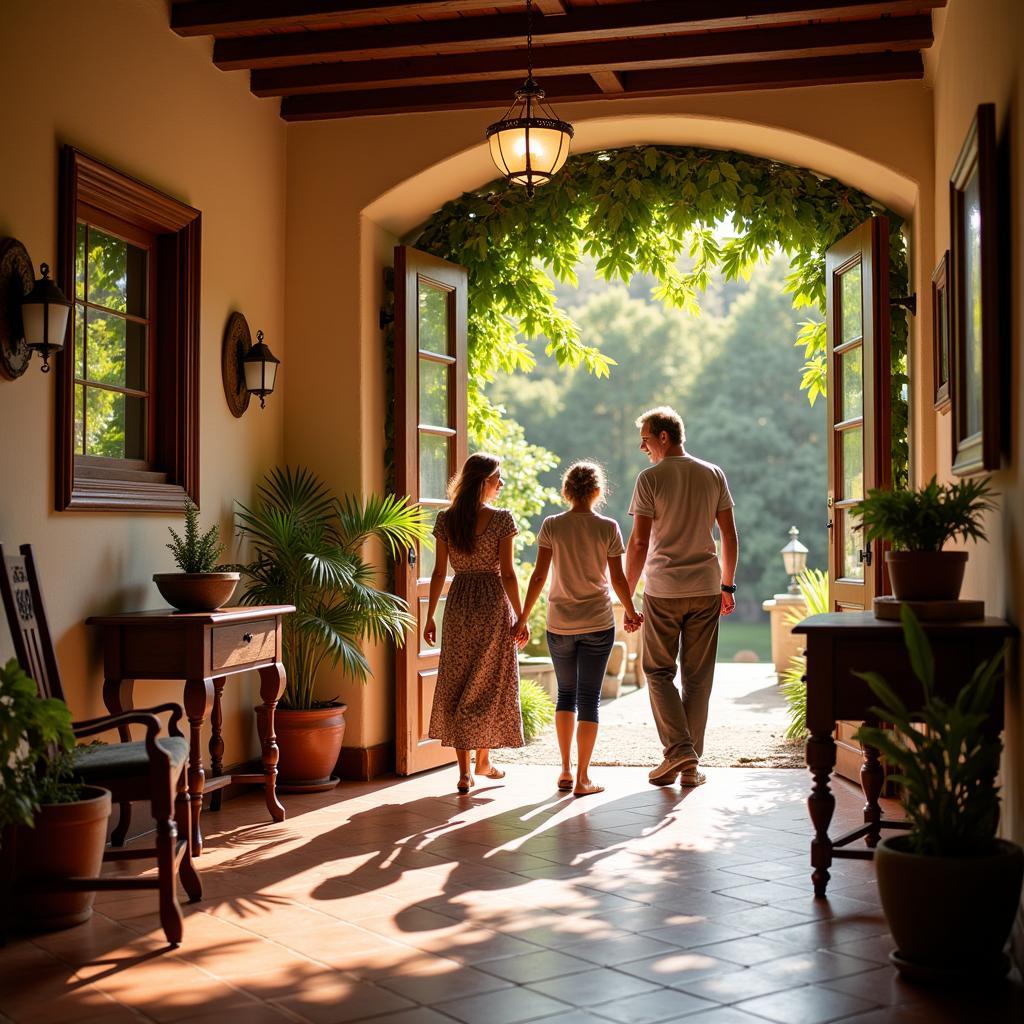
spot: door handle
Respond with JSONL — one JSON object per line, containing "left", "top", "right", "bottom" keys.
{"left": 408, "top": 546, "right": 417, "bottom": 568}
{"left": 826, "top": 520, "right": 833, "bottom": 530}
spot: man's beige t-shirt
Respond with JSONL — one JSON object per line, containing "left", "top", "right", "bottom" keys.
{"left": 628, "top": 455, "right": 734, "bottom": 599}
{"left": 537, "top": 511, "right": 625, "bottom": 635}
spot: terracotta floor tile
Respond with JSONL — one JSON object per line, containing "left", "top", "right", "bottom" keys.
{"left": 643, "top": 920, "right": 749, "bottom": 950}
{"left": 560, "top": 933, "right": 681, "bottom": 967}
{"left": 376, "top": 962, "right": 511, "bottom": 1002}
{"left": 733, "top": 983, "right": 879, "bottom": 1024}
{"left": 615, "top": 950, "right": 744, "bottom": 988}
{"left": 748, "top": 949, "right": 880, "bottom": 985}
{"left": 675, "top": 967, "right": 793, "bottom": 1004}
{"left": 527, "top": 966, "right": 660, "bottom": 1006}
{"left": 435, "top": 984, "right": 570, "bottom": 1024}
{"left": 272, "top": 977, "right": 415, "bottom": 1024}
{"left": 595, "top": 987, "right": 719, "bottom": 1023}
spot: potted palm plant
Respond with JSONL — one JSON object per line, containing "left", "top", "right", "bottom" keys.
{"left": 852, "top": 475, "right": 994, "bottom": 600}
{"left": 154, "top": 497, "right": 239, "bottom": 612}
{"left": 854, "top": 607, "right": 1023, "bottom": 983}
{"left": 235, "top": 466, "right": 428, "bottom": 790}
{"left": 0, "top": 660, "right": 111, "bottom": 932}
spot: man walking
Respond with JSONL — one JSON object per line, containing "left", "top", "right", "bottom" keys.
{"left": 625, "top": 406, "right": 738, "bottom": 788}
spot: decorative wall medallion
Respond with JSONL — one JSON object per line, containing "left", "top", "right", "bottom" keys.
{"left": 0, "top": 237, "right": 35, "bottom": 380}
{"left": 222, "top": 311, "right": 252, "bottom": 417}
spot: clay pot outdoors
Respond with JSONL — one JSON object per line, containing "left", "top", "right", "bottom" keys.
{"left": 259, "top": 703, "right": 347, "bottom": 793}
{"left": 884, "top": 550, "right": 968, "bottom": 601}
{"left": 875, "top": 835, "right": 1024, "bottom": 984}
{"left": 153, "top": 572, "right": 240, "bottom": 612}
{"left": 13, "top": 785, "right": 112, "bottom": 932}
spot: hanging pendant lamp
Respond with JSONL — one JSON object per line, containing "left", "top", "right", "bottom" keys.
{"left": 485, "top": 0, "right": 574, "bottom": 197}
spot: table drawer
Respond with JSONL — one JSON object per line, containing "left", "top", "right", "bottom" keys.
{"left": 211, "top": 619, "right": 277, "bottom": 671}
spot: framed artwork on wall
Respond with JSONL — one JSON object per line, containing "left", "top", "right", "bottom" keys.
{"left": 931, "top": 251, "right": 950, "bottom": 411}
{"left": 949, "top": 102, "right": 1000, "bottom": 476}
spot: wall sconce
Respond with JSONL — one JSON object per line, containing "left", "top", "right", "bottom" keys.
{"left": 0, "top": 237, "right": 71, "bottom": 378}
{"left": 222, "top": 311, "right": 280, "bottom": 415}
{"left": 781, "top": 525, "right": 809, "bottom": 594}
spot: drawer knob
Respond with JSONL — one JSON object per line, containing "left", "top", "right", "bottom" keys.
{"left": 242, "top": 632, "right": 254, "bottom": 644}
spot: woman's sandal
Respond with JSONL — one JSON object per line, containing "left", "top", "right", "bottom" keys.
{"left": 573, "top": 780, "right": 604, "bottom": 797}
{"left": 456, "top": 773, "right": 475, "bottom": 794}
{"left": 475, "top": 765, "right": 506, "bottom": 780}
{"left": 557, "top": 770, "right": 574, "bottom": 792}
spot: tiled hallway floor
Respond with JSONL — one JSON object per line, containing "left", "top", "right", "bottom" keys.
{"left": 2, "top": 767, "right": 1022, "bottom": 1024}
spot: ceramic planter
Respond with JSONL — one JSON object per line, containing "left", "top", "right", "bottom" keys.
{"left": 875, "top": 835, "right": 1024, "bottom": 983}
{"left": 259, "top": 703, "right": 347, "bottom": 792}
{"left": 153, "top": 571, "right": 240, "bottom": 612}
{"left": 13, "top": 785, "right": 112, "bottom": 932}
{"left": 884, "top": 550, "right": 968, "bottom": 601}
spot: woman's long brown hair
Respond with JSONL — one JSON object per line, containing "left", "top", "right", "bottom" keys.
{"left": 445, "top": 453, "right": 500, "bottom": 552}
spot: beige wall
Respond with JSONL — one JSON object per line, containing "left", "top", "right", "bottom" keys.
{"left": 0, "top": 1, "right": 287, "bottom": 763}
{"left": 927, "top": 0, "right": 1024, "bottom": 936}
{"left": 287, "top": 82, "right": 935, "bottom": 748}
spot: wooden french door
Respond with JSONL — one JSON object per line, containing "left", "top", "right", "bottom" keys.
{"left": 394, "top": 246, "right": 468, "bottom": 776}
{"left": 825, "top": 217, "right": 891, "bottom": 612}
{"left": 825, "top": 217, "right": 891, "bottom": 781}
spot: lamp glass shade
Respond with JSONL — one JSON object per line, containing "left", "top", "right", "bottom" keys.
{"left": 781, "top": 538, "right": 809, "bottom": 577}
{"left": 486, "top": 84, "right": 573, "bottom": 193}
{"left": 22, "top": 269, "right": 71, "bottom": 354}
{"left": 242, "top": 339, "right": 279, "bottom": 398}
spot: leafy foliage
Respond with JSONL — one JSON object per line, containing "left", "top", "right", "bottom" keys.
{"left": 780, "top": 567, "right": 830, "bottom": 741}
{"left": 234, "top": 467, "right": 430, "bottom": 709}
{"left": 166, "top": 498, "right": 225, "bottom": 573}
{"left": 413, "top": 145, "right": 910, "bottom": 486}
{"left": 854, "top": 606, "right": 1004, "bottom": 857}
{"left": 0, "top": 659, "right": 79, "bottom": 834}
{"left": 519, "top": 677, "right": 556, "bottom": 742}
{"left": 853, "top": 476, "right": 995, "bottom": 552}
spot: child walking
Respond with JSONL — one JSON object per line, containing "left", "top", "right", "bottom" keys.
{"left": 424, "top": 453, "right": 528, "bottom": 794}
{"left": 515, "top": 462, "right": 642, "bottom": 797}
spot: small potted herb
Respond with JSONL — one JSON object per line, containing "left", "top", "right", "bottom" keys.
{"left": 854, "top": 607, "right": 1023, "bottom": 983}
{"left": 852, "top": 475, "right": 994, "bottom": 600}
{"left": 154, "top": 497, "right": 239, "bottom": 612}
{"left": 1, "top": 660, "right": 112, "bottom": 932}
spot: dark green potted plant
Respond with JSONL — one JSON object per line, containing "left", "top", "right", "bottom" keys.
{"left": 235, "top": 466, "right": 428, "bottom": 790}
{"left": 852, "top": 476, "right": 994, "bottom": 600}
{"left": 154, "top": 497, "right": 239, "bottom": 611}
{"left": 854, "top": 606, "right": 1023, "bottom": 983}
{"left": 0, "top": 660, "right": 111, "bottom": 932}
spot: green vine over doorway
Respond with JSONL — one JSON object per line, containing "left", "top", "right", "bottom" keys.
{"left": 410, "top": 145, "right": 909, "bottom": 486}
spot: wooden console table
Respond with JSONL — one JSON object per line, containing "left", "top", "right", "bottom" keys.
{"left": 87, "top": 605, "right": 295, "bottom": 855}
{"left": 793, "top": 611, "right": 1015, "bottom": 898}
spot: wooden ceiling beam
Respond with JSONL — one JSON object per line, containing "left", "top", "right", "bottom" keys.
{"left": 172, "top": 1, "right": 529, "bottom": 37}
{"left": 591, "top": 71, "right": 625, "bottom": 94}
{"left": 213, "top": 1, "right": 946, "bottom": 70}
{"left": 250, "top": 16, "right": 932, "bottom": 96}
{"left": 280, "top": 52, "right": 924, "bottom": 120}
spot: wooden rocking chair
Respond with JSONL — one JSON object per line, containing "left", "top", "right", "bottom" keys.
{"left": 0, "top": 544, "right": 201, "bottom": 945}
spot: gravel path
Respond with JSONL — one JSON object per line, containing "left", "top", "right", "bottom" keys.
{"left": 504, "top": 663, "right": 804, "bottom": 769}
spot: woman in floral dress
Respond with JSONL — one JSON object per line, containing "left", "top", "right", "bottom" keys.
{"left": 423, "top": 453, "right": 527, "bottom": 794}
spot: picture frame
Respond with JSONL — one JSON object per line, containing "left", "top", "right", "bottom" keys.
{"left": 949, "top": 102, "right": 1000, "bottom": 476}
{"left": 931, "top": 251, "right": 950, "bottom": 411}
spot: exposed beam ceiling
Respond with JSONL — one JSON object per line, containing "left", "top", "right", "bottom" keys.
{"left": 169, "top": 0, "right": 944, "bottom": 122}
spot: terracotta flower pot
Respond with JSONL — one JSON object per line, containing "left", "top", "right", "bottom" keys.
{"left": 13, "top": 785, "right": 112, "bottom": 932}
{"left": 884, "top": 550, "right": 968, "bottom": 601}
{"left": 258, "top": 704, "right": 347, "bottom": 793}
{"left": 153, "top": 572, "right": 240, "bottom": 612}
{"left": 875, "top": 835, "right": 1024, "bottom": 984}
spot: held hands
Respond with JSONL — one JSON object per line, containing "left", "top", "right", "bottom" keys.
{"left": 623, "top": 608, "right": 644, "bottom": 633}
{"left": 512, "top": 617, "right": 530, "bottom": 649}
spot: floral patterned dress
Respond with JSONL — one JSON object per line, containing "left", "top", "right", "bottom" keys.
{"left": 428, "top": 508, "right": 525, "bottom": 750}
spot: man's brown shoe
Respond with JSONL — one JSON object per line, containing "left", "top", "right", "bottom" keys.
{"left": 648, "top": 754, "right": 698, "bottom": 785}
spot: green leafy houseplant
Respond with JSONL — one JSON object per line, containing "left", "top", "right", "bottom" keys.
{"left": 853, "top": 475, "right": 994, "bottom": 552}
{"left": 166, "top": 497, "right": 224, "bottom": 572}
{"left": 854, "top": 606, "right": 1003, "bottom": 857}
{"left": 780, "top": 567, "right": 829, "bottom": 742}
{"left": 235, "top": 466, "right": 429, "bottom": 710}
{"left": 0, "top": 659, "right": 79, "bottom": 835}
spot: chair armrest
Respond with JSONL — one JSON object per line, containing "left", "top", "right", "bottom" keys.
{"left": 73, "top": 711, "right": 162, "bottom": 741}
{"left": 73, "top": 702, "right": 185, "bottom": 739}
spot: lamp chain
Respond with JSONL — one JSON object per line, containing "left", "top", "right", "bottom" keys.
{"left": 526, "top": 0, "right": 534, "bottom": 83}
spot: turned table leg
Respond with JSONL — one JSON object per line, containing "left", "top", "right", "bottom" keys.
{"left": 257, "top": 662, "right": 287, "bottom": 823}
{"left": 860, "top": 723, "right": 884, "bottom": 848}
{"left": 183, "top": 678, "right": 213, "bottom": 856}
{"left": 807, "top": 730, "right": 837, "bottom": 898}
{"left": 209, "top": 677, "right": 227, "bottom": 812}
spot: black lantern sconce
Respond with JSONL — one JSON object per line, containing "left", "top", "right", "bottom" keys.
{"left": 222, "top": 312, "right": 280, "bottom": 416}
{"left": 0, "top": 237, "right": 71, "bottom": 378}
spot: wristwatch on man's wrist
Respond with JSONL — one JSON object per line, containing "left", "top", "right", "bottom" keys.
{"left": 721, "top": 583, "right": 737, "bottom": 594}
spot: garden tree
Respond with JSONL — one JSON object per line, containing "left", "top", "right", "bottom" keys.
{"left": 683, "top": 260, "right": 828, "bottom": 603}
